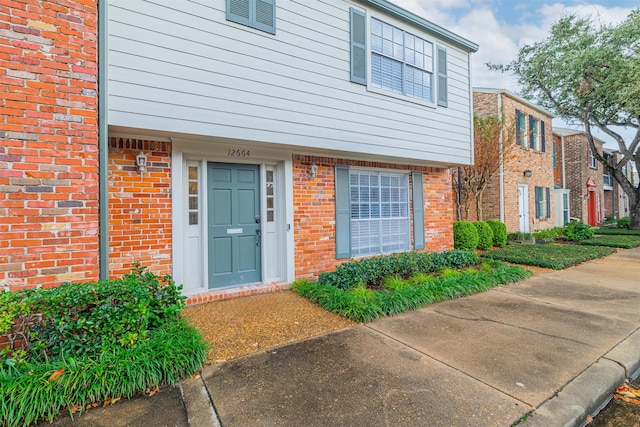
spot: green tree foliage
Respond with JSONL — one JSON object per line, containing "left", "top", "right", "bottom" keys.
{"left": 490, "top": 10, "right": 640, "bottom": 229}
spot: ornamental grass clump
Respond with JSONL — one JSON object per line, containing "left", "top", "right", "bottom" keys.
{"left": 0, "top": 264, "right": 207, "bottom": 427}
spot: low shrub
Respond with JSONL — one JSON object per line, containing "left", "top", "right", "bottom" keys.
{"left": 317, "top": 250, "right": 479, "bottom": 290}
{"left": 533, "top": 228, "right": 562, "bottom": 243}
{"left": 0, "top": 318, "right": 207, "bottom": 427}
{"left": 617, "top": 216, "right": 630, "bottom": 229}
{"left": 507, "top": 232, "right": 533, "bottom": 243}
{"left": 294, "top": 261, "right": 532, "bottom": 322}
{"left": 1, "top": 264, "right": 185, "bottom": 362}
{"left": 484, "top": 244, "right": 615, "bottom": 269}
{"left": 486, "top": 220, "right": 507, "bottom": 247}
{"left": 453, "top": 221, "right": 479, "bottom": 251}
{"left": 580, "top": 235, "right": 640, "bottom": 249}
{"left": 562, "top": 221, "right": 594, "bottom": 241}
{"left": 473, "top": 221, "right": 494, "bottom": 250}
{"left": 594, "top": 228, "right": 640, "bottom": 236}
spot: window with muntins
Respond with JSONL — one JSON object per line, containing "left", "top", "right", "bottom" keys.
{"left": 350, "top": 170, "right": 410, "bottom": 256}
{"left": 516, "top": 110, "right": 527, "bottom": 146}
{"left": 226, "top": 0, "right": 276, "bottom": 34}
{"left": 589, "top": 148, "right": 598, "bottom": 168}
{"left": 535, "top": 186, "right": 551, "bottom": 219}
{"left": 370, "top": 18, "right": 433, "bottom": 102}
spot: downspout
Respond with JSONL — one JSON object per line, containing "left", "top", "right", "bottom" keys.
{"left": 497, "top": 93, "right": 504, "bottom": 222}
{"left": 561, "top": 136, "right": 566, "bottom": 188}
{"left": 98, "top": 0, "right": 109, "bottom": 280}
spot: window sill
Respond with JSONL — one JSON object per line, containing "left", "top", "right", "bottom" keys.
{"left": 367, "top": 85, "right": 437, "bottom": 109}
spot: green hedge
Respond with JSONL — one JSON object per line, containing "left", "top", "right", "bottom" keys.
{"left": 0, "top": 318, "right": 207, "bottom": 427}
{"left": 486, "top": 220, "right": 507, "bottom": 247}
{"left": 295, "top": 261, "right": 532, "bottom": 322}
{"left": 1, "top": 264, "right": 185, "bottom": 362}
{"left": 317, "top": 250, "right": 479, "bottom": 290}
{"left": 453, "top": 221, "right": 479, "bottom": 250}
{"left": 473, "top": 221, "right": 494, "bottom": 250}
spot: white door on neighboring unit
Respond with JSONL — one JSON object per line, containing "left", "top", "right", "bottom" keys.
{"left": 518, "top": 184, "right": 529, "bottom": 233}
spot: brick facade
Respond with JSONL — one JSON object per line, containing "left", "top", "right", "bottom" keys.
{"left": 293, "top": 154, "right": 453, "bottom": 280}
{"left": 472, "top": 91, "right": 555, "bottom": 233}
{"left": 554, "top": 130, "right": 605, "bottom": 225}
{"left": 108, "top": 138, "right": 172, "bottom": 278}
{"left": 0, "top": 0, "right": 99, "bottom": 290}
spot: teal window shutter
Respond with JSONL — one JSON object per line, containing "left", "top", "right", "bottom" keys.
{"left": 254, "top": 0, "right": 276, "bottom": 34}
{"left": 436, "top": 46, "right": 448, "bottom": 107}
{"left": 529, "top": 115, "right": 535, "bottom": 149}
{"left": 350, "top": 8, "right": 367, "bottom": 85}
{"left": 335, "top": 166, "right": 351, "bottom": 259}
{"left": 412, "top": 172, "right": 425, "bottom": 249}
{"left": 545, "top": 187, "right": 551, "bottom": 218}
{"left": 227, "top": 0, "right": 251, "bottom": 27}
{"left": 540, "top": 120, "right": 546, "bottom": 152}
{"left": 227, "top": 0, "right": 275, "bottom": 34}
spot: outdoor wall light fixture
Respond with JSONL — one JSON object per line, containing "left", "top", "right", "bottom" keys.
{"left": 136, "top": 151, "right": 147, "bottom": 174}
{"left": 523, "top": 170, "right": 532, "bottom": 178}
{"left": 584, "top": 193, "right": 590, "bottom": 200}
{"left": 309, "top": 163, "right": 318, "bottom": 179}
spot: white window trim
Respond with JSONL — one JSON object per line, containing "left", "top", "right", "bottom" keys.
{"left": 365, "top": 12, "right": 438, "bottom": 109}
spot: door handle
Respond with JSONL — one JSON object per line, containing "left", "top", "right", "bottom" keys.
{"left": 256, "top": 229, "right": 261, "bottom": 246}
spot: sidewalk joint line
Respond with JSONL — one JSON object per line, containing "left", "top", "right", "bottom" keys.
{"left": 363, "top": 324, "right": 532, "bottom": 407}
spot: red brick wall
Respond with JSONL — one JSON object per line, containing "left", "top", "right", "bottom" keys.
{"left": 108, "top": 138, "right": 172, "bottom": 278}
{"left": 293, "top": 155, "right": 453, "bottom": 279}
{"left": 561, "top": 133, "right": 604, "bottom": 223}
{"left": 0, "top": 0, "right": 99, "bottom": 290}
{"left": 473, "top": 92, "right": 555, "bottom": 232}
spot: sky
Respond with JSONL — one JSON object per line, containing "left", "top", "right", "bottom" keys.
{"left": 392, "top": 0, "right": 637, "bottom": 148}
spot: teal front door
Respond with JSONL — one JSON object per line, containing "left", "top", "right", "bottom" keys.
{"left": 207, "top": 163, "right": 261, "bottom": 288}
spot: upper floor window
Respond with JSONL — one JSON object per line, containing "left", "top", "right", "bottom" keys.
{"left": 370, "top": 18, "right": 433, "bottom": 102}
{"left": 226, "top": 0, "right": 276, "bottom": 34}
{"left": 589, "top": 148, "right": 598, "bottom": 169}
{"left": 552, "top": 141, "right": 557, "bottom": 169}
{"left": 515, "top": 109, "right": 546, "bottom": 152}
{"left": 350, "top": 9, "right": 446, "bottom": 106}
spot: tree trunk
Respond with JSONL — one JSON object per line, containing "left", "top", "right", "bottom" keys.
{"left": 630, "top": 196, "right": 640, "bottom": 230}
{"left": 476, "top": 191, "right": 484, "bottom": 221}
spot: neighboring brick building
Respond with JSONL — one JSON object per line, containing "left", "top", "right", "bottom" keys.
{"left": 0, "top": 0, "right": 99, "bottom": 291}
{"left": 1, "top": 0, "right": 478, "bottom": 302}
{"left": 602, "top": 149, "right": 630, "bottom": 220}
{"left": 553, "top": 128, "right": 605, "bottom": 226}
{"left": 472, "top": 89, "right": 555, "bottom": 233}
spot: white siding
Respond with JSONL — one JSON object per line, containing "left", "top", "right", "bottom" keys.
{"left": 108, "top": 0, "right": 474, "bottom": 166}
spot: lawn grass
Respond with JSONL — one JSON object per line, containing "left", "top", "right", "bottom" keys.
{"left": 294, "top": 261, "right": 532, "bottom": 323}
{"left": 594, "top": 228, "right": 640, "bottom": 236}
{"left": 580, "top": 235, "right": 640, "bottom": 248}
{"left": 483, "top": 243, "right": 616, "bottom": 269}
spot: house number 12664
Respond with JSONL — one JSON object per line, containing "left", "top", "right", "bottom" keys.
{"left": 227, "top": 149, "right": 250, "bottom": 157}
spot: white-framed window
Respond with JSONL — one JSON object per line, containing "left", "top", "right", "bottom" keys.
{"left": 187, "top": 165, "right": 200, "bottom": 225}
{"left": 516, "top": 110, "right": 527, "bottom": 146}
{"left": 589, "top": 148, "right": 598, "bottom": 169}
{"left": 350, "top": 170, "right": 410, "bottom": 256}
{"left": 530, "top": 118, "right": 540, "bottom": 150}
{"left": 369, "top": 18, "right": 434, "bottom": 103}
{"left": 535, "top": 186, "right": 550, "bottom": 219}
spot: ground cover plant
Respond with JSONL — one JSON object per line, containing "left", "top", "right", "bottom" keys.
{"left": 562, "top": 221, "right": 594, "bottom": 241}
{"left": 483, "top": 244, "right": 615, "bottom": 269}
{"left": 580, "top": 235, "right": 640, "bottom": 249}
{"left": 295, "top": 251, "right": 532, "bottom": 323}
{"left": 0, "top": 265, "right": 207, "bottom": 427}
{"left": 594, "top": 228, "right": 640, "bottom": 236}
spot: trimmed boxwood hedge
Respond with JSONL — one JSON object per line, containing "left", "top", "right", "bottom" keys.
{"left": 486, "top": 220, "right": 507, "bottom": 247}
{"left": 474, "top": 221, "right": 494, "bottom": 250}
{"left": 453, "top": 221, "right": 479, "bottom": 250}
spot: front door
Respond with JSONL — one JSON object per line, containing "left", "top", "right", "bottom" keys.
{"left": 518, "top": 184, "right": 529, "bottom": 233}
{"left": 208, "top": 163, "right": 261, "bottom": 288}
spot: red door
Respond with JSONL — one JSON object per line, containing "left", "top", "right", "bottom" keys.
{"left": 588, "top": 190, "right": 597, "bottom": 226}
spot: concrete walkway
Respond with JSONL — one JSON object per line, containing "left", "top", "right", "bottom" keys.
{"left": 42, "top": 247, "right": 640, "bottom": 426}
{"left": 200, "top": 247, "right": 640, "bottom": 427}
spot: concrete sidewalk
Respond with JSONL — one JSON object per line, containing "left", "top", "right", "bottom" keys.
{"left": 199, "top": 247, "right": 640, "bottom": 427}
{"left": 41, "top": 248, "right": 640, "bottom": 426}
